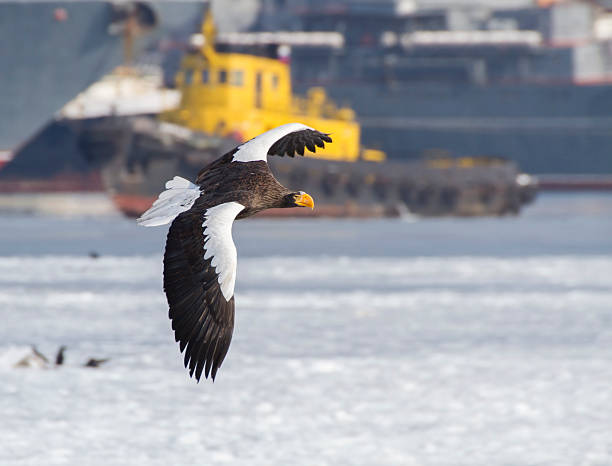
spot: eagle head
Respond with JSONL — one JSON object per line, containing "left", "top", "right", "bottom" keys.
{"left": 283, "top": 191, "right": 314, "bottom": 209}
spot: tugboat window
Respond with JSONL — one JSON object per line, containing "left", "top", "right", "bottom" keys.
{"left": 201, "top": 69, "right": 209, "bottom": 84}
{"left": 231, "top": 70, "right": 244, "bottom": 86}
{"left": 219, "top": 70, "right": 228, "bottom": 84}
{"left": 184, "top": 69, "right": 194, "bottom": 85}
{"left": 272, "top": 73, "right": 279, "bottom": 89}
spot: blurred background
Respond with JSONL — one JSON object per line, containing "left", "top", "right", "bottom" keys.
{"left": 1, "top": 0, "right": 611, "bottom": 465}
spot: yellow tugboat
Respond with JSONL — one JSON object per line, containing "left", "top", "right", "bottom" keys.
{"left": 83, "top": 10, "right": 536, "bottom": 218}
{"left": 163, "top": 11, "right": 384, "bottom": 163}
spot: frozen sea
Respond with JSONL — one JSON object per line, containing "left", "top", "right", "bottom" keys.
{"left": 1, "top": 192, "right": 611, "bottom": 466}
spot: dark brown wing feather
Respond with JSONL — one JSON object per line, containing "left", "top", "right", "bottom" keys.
{"left": 163, "top": 200, "right": 234, "bottom": 382}
{"left": 195, "top": 148, "right": 238, "bottom": 185}
{"left": 267, "top": 129, "right": 332, "bottom": 158}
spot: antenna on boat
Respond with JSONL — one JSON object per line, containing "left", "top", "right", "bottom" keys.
{"left": 188, "top": 8, "right": 218, "bottom": 61}
{"left": 201, "top": 8, "right": 217, "bottom": 61}
{"left": 108, "top": 3, "right": 157, "bottom": 72}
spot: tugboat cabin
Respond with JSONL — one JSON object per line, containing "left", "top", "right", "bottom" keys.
{"left": 163, "top": 11, "right": 380, "bottom": 162}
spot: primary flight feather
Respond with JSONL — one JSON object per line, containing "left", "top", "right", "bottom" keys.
{"left": 138, "top": 123, "right": 331, "bottom": 381}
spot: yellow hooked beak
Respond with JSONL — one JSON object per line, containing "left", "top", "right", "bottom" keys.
{"left": 295, "top": 192, "right": 315, "bottom": 209}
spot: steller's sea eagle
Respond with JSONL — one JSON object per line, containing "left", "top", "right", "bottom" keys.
{"left": 138, "top": 123, "right": 332, "bottom": 382}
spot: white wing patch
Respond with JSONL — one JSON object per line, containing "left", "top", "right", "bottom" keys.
{"left": 202, "top": 202, "right": 245, "bottom": 301}
{"left": 137, "top": 176, "right": 201, "bottom": 227}
{"left": 232, "top": 122, "right": 313, "bottom": 163}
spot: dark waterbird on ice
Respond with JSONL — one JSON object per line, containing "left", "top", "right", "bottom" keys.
{"left": 83, "top": 358, "right": 110, "bottom": 368}
{"left": 55, "top": 345, "right": 66, "bottom": 366}
{"left": 138, "top": 123, "right": 331, "bottom": 382}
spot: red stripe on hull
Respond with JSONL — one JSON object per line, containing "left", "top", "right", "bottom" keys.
{"left": 112, "top": 194, "right": 399, "bottom": 219}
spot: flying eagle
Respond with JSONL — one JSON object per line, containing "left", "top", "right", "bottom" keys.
{"left": 138, "top": 123, "right": 331, "bottom": 381}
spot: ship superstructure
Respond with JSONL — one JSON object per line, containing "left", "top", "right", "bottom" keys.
{"left": 252, "top": 0, "right": 612, "bottom": 174}
{"left": 162, "top": 11, "right": 384, "bottom": 162}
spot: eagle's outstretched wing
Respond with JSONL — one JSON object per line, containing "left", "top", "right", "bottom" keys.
{"left": 163, "top": 198, "right": 244, "bottom": 381}
{"left": 138, "top": 177, "right": 243, "bottom": 382}
{"left": 195, "top": 123, "right": 332, "bottom": 183}
{"left": 267, "top": 128, "right": 332, "bottom": 157}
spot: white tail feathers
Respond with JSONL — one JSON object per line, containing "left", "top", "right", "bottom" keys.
{"left": 137, "top": 176, "right": 201, "bottom": 227}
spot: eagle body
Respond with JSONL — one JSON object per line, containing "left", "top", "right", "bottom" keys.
{"left": 138, "top": 123, "right": 331, "bottom": 381}
{"left": 195, "top": 159, "right": 292, "bottom": 219}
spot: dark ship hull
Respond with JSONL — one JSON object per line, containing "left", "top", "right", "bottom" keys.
{"left": 81, "top": 116, "right": 537, "bottom": 218}
{"left": 0, "top": 116, "right": 122, "bottom": 193}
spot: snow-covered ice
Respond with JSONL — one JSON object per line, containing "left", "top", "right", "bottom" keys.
{"left": 1, "top": 193, "right": 612, "bottom": 465}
